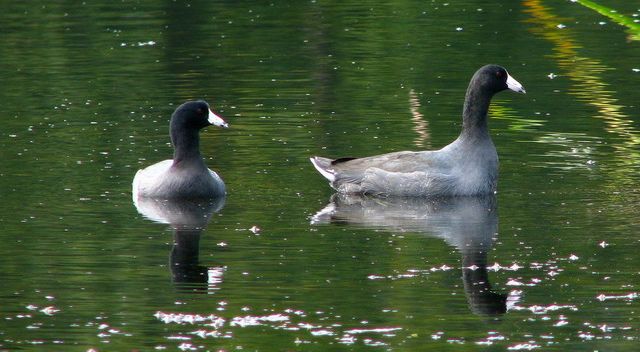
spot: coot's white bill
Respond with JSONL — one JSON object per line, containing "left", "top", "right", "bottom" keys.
{"left": 208, "top": 110, "right": 228, "bottom": 128}
{"left": 506, "top": 72, "right": 526, "bottom": 94}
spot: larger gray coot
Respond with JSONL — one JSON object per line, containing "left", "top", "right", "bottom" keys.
{"left": 310, "top": 64, "right": 526, "bottom": 197}
{"left": 133, "top": 100, "right": 228, "bottom": 200}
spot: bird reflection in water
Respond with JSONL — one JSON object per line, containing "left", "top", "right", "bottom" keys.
{"left": 312, "top": 194, "right": 514, "bottom": 316}
{"left": 134, "top": 196, "right": 226, "bottom": 292}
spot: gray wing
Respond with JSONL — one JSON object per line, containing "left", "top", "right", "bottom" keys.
{"left": 311, "top": 151, "right": 452, "bottom": 195}
{"left": 332, "top": 151, "right": 440, "bottom": 179}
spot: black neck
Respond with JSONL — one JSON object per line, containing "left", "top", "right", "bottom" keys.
{"left": 171, "top": 127, "right": 202, "bottom": 165}
{"left": 460, "top": 83, "right": 492, "bottom": 138}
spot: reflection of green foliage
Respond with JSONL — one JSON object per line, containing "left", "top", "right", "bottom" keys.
{"left": 525, "top": 0, "right": 640, "bottom": 175}
{"left": 576, "top": 0, "right": 640, "bottom": 40}
{"left": 490, "top": 101, "right": 546, "bottom": 132}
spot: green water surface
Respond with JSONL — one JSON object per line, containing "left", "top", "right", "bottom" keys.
{"left": 1, "top": 1, "right": 639, "bottom": 351}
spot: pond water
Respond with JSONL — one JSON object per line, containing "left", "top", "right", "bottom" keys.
{"left": 1, "top": 1, "right": 639, "bottom": 351}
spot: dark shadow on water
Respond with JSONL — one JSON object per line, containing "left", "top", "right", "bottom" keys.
{"left": 312, "top": 194, "right": 508, "bottom": 317}
{"left": 135, "top": 196, "right": 226, "bottom": 293}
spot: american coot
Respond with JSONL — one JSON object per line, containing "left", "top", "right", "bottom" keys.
{"left": 310, "top": 64, "right": 526, "bottom": 197}
{"left": 132, "top": 100, "right": 228, "bottom": 200}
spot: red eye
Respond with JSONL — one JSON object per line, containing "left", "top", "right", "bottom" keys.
{"left": 496, "top": 71, "right": 504, "bottom": 78}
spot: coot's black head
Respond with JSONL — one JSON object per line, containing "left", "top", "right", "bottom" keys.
{"left": 472, "top": 64, "right": 526, "bottom": 95}
{"left": 171, "top": 100, "right": 228, "bottom": 131}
